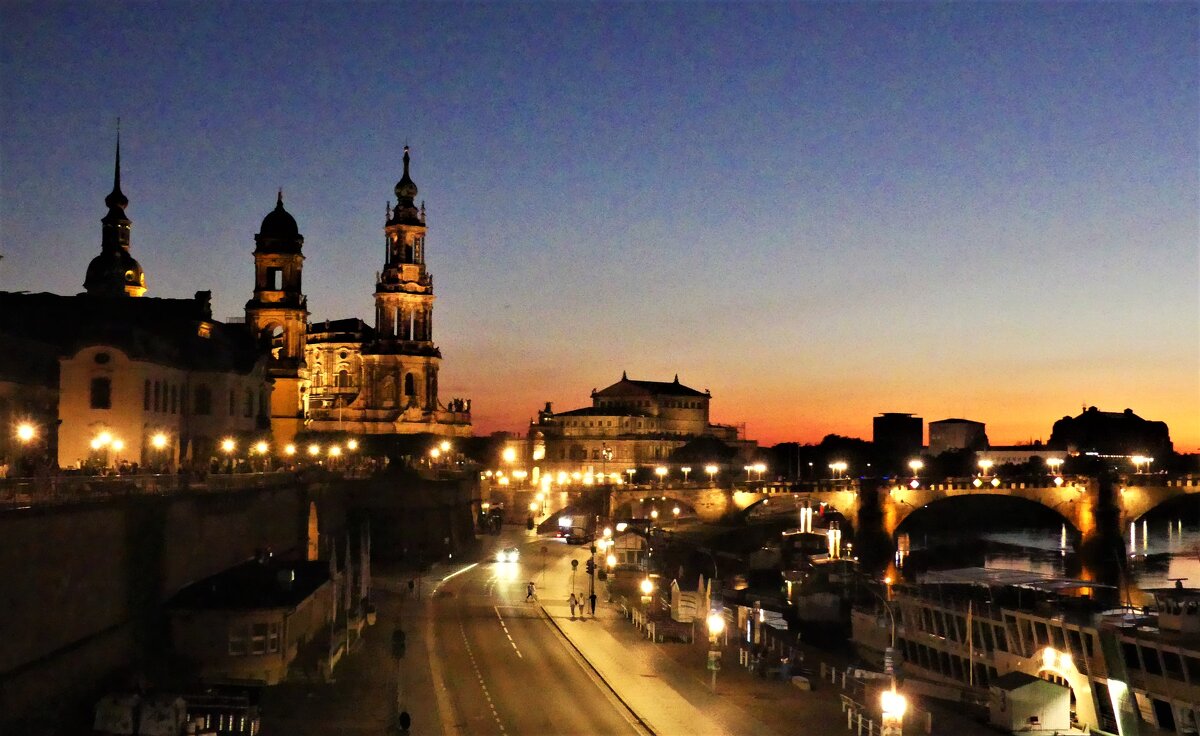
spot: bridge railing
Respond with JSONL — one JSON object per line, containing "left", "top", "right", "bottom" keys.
{"left": 0, "top": 471, "right": 300, "bottom": 509}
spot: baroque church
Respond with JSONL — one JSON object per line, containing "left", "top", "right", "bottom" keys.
{"left": 0, "top": 136, "right": 470, "bottom": 471}
{"left": 245, "top": 146, "right": 472, "bottom": 441}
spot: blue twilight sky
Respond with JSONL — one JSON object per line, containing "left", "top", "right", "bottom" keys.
{"left": 1, "top": 1, "right": 1197, "bottom": 450}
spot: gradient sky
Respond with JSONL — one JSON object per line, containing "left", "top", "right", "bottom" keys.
{"left": 2, "top": 2, "right": 1197, "bottom": 451}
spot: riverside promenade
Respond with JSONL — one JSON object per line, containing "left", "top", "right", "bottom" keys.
{"left": 542, "top": 600, "right": 994, "bottom": 736}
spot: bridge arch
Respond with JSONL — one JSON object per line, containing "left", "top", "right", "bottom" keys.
{"left": 888, "top": 491, "right": 1083, "bottom": 542}
{"left": 882, "top": 481, "right": 1095, "bottom": 540}
{"left": 735, "top": 492, "right": 857, "bottom": 533}
{"left": 1118, "top": 481, "right": 1200, "bottom": 527}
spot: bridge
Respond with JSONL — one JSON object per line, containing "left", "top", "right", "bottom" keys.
{"left": 491, "top": 474, "right": 1200, "bottom": 545}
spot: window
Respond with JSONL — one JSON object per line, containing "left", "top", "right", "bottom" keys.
{"left": 267, "top": 267, "right": 282, "bottom": 290}
{"left": 90, "top": 377, "right": 112, "bottom": 409}
{"left": 229, "top": 624, "right": 248, "bottom": 656}
{"left": 170, "top": 385, "right": 178, "bottom": 414}
{"left": 251, "top": 622, "right": 269, "bottom": 654}
{"left": 154, "top": 380, "right": 161, "bottom": 412}
{"left": 1162, "top": 650, "right": 1184, "bottom": 680}
{"left": 244, "top": 389, "right": 253, "bottom": 417}
{"left": 229, "top": 389, "right": 236, "bottom": 416}
{"left": 404, "top": 373, "right": 415, "bottom": 396}
{"left": 338, "top": 369, "right": 350, "bottom": 388}
{"left": 144, "top": 380, "right": 151, "bottom": 410}
{"left": 1140, "top": 645, "right": 1163, "bottom": 676}
{"left": 194, "top": 385, "right": 212, "bottom": 416}
{"left": 1122, "top": 641, "right": 1142, "bottom": 670}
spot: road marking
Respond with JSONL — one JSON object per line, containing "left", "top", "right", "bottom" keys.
{"left": 461, "top": 621, "right": 507, "bottom": 735}
{"left": 493, "top": 605, "right": 523, "bottom": 658}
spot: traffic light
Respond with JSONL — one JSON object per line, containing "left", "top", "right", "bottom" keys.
{"left": 586, "top": 558, "right": 596, "bottom": 576}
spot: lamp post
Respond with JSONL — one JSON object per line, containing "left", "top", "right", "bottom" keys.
{"left": 978, "top": 459, "right": 994, "bottom": 476}
{"left": 706, "top": 610, "right": 725, "bottom": 693}
{"left": 1131, "top": 455, "right": 1153, "bottom": 474}
{"left": 752, "top": 462, "right": 766, "bottom": 481}
{"left": 829, "top": 461, "right": 848, "bottom": 479}
{"left": 1047, "top": 457, "right": 1064, "bottom": 475}
{"left": 681, "top": 466, "right": 691, "bottom": 484}
{"left": 626, "top": 468, "right": 636, "bottom": 485}
{"left": 705, "top": 464, "right": 718, "bottom": 485}
{"left": 654, "top": 466, "right": 667, "bottom": 486}
{"left": 220, "top": 437, "right": 236, "bottom": 473}
{"left": 15, "top": 422, "right": 37, "bottom": 476}
{"left": 880, "top": 687, "right": 907, "bottom": 736}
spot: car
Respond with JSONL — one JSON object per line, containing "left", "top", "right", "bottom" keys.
{"left": 495, "top": 546, "right": 519, "bottom": 563}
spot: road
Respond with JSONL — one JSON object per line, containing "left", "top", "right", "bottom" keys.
{"left": 422, "top": 529, "right": 644, "bottom": 736}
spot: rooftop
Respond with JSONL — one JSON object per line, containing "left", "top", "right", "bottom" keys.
{"left": 168, "top": 557, "right": 330, "bottom": 611}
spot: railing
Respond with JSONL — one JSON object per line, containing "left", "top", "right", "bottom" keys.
{"left": 0, "top": 471, "right": 300, "bottom": 509}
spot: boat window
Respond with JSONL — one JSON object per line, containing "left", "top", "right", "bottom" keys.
{"left": 1121, "top": 641, "right": 1142, "bottom": 670}
{"left": 1140, "top": 645, "right": 1163, "bottom": 676}
{"left": 1161, "top": 650, "right": 1184, "bottom": 680}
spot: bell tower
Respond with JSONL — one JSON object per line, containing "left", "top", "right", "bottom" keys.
{"left": 370, "top": 146, "right": 441, "bottom": 411}
{"left": 245, "top": 191, "right": 309, "bottom": 442}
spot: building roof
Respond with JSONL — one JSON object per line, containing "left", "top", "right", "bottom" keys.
{"left": 168, "top": 558, "right": 330, "bottom": 611}
{"left": 256, "top": 191, "right": 302, "bottom": 247}
{"left": 595, "top": 373, "right": 709, "bottom": 399}
{"left": 930, "top": 418, "right": 985, "bottom": 425}
{"left": 991, "top": 671, "right": 1064, "bottom": 692}
{"left": 307, "top": 318, "right": 374, "bottom": 343}
{"left": 0, "top": 291, "right": 263, "bottom": 374}
{"left": 553, "top": 406, "right": 651, "bottom": 418}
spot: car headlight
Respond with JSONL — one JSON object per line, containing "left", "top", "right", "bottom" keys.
{"left": 496, "top": 552, "right": 505, "bottom": 562}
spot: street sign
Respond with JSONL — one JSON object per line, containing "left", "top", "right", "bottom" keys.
{"left": 884, "top": 646, "right": 895, "bottom": 675}
{"left": 571, "top": 559, "right": 579, "bottom": 570}
{"left": 707, "top": 650, "right": 722, "bottom": 671}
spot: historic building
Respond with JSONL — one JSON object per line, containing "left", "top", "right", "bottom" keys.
{"left": 244, "top": 192, "right": 309, "bottom": 444}
{"left": 303, "top": 147, "right": 471, "bottom": 437}
{"left": 528, "top": 373, "right": 755, "bottom": 474}
{"left": 0, "top": 139, "right": 269, "bottom": 471}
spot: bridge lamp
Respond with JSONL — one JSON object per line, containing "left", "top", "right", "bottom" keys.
{"left": 571, "top": 471, "right": 583, "bottom": 481}
{"left": 97, "top": 431, "right": 113, "bottom": 447}
{"left": 254, "top": 440, "right": 269, "bottom": 455}
{"left": 1131, "top": 455, "right": 1153, "bottom": 473}
{"left": 328, "top": 445, "right": 342, "bottom": 458}
{"left": 672, "top": 506, "right": 681, "bottom": 517}
{"left": 655, "top": 466, "right": 668, "bottom": 480}
{"left": 513, "top": 469, "right": 528, "bottom": 481}
{"left": 346, "top": 439, "right": 358, "bottom": 451}
{"left": 111, "top": 439, "right": 125, "bottom": 453}
{"left": 439, "top": 440, "right": 451, "bottom": 453}
{"left": 16, "top": 422, "right": 36, "bottom": 443}
{"left": 308, "top": 444, "right": 321, "bottom": 456}
{"left": 150, "top": 432, "right": 168, "bottom": 451}
{"left": 498, "top": 476, "right": 509, "bottom": 486}
{"left": 908, "top": 459, "right": 923, "bottom": 475}
{"left": 744, "top": 465, "right": 753, "bottom": 480}
{"left": 681, "top": 466, "right": 692, "bottom": 482}
{"left": 753, "top": 463, "right": 767, "bottom": 480}
{"left": 977, "top": 459, "right": 994, "bottom": 476}
{"left": 1046, "top": 457, "right": 1064, "bottom": 473}
{"left": 626, "top": 468, "right": 636, "bottom": 484}
{"left": 220, "top": 438, "right": 236, "bottom": 454}
{"left": 283, "top": 444, "right": 296, "bottom": 457}
{"left": 705, "top": 464, "right": 718, "bottom": 483}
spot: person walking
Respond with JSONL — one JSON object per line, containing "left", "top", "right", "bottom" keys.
{"left": 569, "top": 593, "right": 579, "bottom": 618}
{"left": 526, "top": 581, "right": 536, "bottom": 602}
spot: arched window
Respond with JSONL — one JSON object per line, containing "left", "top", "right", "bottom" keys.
{"left": 337, "top": 369, "right": 350, "bottom": 388}
{"left": 90, "top": 377, "right": 112, "bottom": 409}
{"left": 244, "top": 389, "right": 253, "bottom": 417}
{"left": 194, "top": 384, "right": 212, "bottom": 415}
{"left": 404, "top": 373, "right": 415, "bottom": 396}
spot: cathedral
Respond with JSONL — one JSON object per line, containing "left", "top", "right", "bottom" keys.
{"left": 246, "top": 146, "right": 472, "bottom": 441}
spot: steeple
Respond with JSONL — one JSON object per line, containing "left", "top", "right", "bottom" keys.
{"left": 104, "top": 123, "right": 128, "bottom": 215}
{"left": 389, "top": 145, "right": 422, "bottom": 226}
{"left": 85, "top": 123, "right": 145, "bottom": 296}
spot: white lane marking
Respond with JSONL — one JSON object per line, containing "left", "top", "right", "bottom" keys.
{"left": 493, "top": 605, "right": 523, "bottom": 658}
{"left": 461, "top": 621, "right": 506, "bottom": 734}
{"left": 440, "top": 562, "right": 479, "bottom": 583}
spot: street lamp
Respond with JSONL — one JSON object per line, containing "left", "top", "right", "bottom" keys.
{"left": 880, "top": 688, "right": 907, "bottom": 736}
{"left": 654, "top": 466, "right": 668, "bottom": 484}
{"left": 308, "top": 443, "right": 321, "bottom": 457}
{"left": 221, "top": 437, "right": 235, "bottom": 472}
{"left": 681, "top": 466, "right": 691, "bottom": 483}
{"left": 328, "top": 445, "right": 342, "bottom": 458}
{"left": 752, "top": 462, "right": 766, "bottom": 481}
{"left": 908, "top": 459, "right": 923, "bottom": 475}
{"left": 1132, "top": 455, "right": 1153, "bottom": 474}
{"left": 705, "top": 464, "right": 718, "bottom": 485}
{"left": 706, "top": 611, "right": 726, "bottom": 692}
{"left": 151, "top": 432, "right": 168, "bottom": 451}
{"left": 672, "top": 506, "right": 680, "bottom": 518}
{"left": 502, "top": 446, "right": 517, "bottom": 464}
{"left": 978, "top": 459, "right": 994, "bottom": 476}
{"left": 829, "top": 461, "right": 848, "bottom": 478}
{"left": 439, "top": 440, "right": 451, "bottom": 453}
{"left": 1046, "top": 457, "right": 1064, "bottom": 474}
{"left": 429, "top": 447, "right": 441, "bottom": 461}
{"left": 16, "top": 422, "right": 35, "bottom": 443}
{"left": 626, "top": 468, "right": 636, "bottom": 485}
{"left": 743, "top": 465, "right": 752, "bottom": 480}
{"left": 284, "top": 443, "right": 297, "bottom": 457}
{"left": 650, "top": 509, "right": 659, "bottom": 521}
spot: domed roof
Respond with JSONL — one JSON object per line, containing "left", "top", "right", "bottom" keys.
{"left": 84, "top": 247, "right": 146, "bottom": 297}
{"left": 259, "top": 191, "right": 300, "bottom": 239}
{"left": 394, "top": 146, "right": 418, "bottom": 201}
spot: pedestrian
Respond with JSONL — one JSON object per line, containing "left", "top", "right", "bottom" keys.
{"left": 588, "top": 593, "right": 597, "bottom": 616}
{"left": 526, "top": 581, "right": 536, "bottom": 602}
{"left": 569, "top": 593, "right": 578, "bottom": 618}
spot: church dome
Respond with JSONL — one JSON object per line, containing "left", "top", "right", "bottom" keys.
{"left": 259, "top": 191, "right": 300, "bottom": 239}
{"left": 84, "top": 247, "right": 146, "bottom": 297}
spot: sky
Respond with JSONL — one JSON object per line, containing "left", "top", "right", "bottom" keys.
{"left": 1, "top": 1, "right": 1197, "bottom": 451}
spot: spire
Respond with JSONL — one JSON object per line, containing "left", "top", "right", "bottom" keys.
{"left": 673, "top": 374, "right": 680, "bottom": 384}
{"left": 104, "top": 120, "right": 128, "bottom": 213}
{"left": 277, "top": 188, "right": 284, "bottom": 207}
{"left": 622, "top": 370, "right": 628, "bottom": 380}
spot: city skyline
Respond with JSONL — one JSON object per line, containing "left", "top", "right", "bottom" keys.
{"left": 2, "top": 2, "right": 1197, "bottom": 451}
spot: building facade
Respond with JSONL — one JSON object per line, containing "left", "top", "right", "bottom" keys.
{"left": 303, "top": 148, "right": 471, "bottom": 437}
{"left": 928, "top": 418, "right": 989, "bottom": 455}
{"left": 529, "top": 373, "right": 754, "bottom": 474}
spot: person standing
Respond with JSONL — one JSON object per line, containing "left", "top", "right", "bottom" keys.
{"left": 569, "top": 593, "right": 578, "bottom": 618}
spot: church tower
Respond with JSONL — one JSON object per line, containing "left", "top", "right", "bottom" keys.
{"left": 245, "top": 191, "right": 309, "bottom": 443}
{"left": 84, "top": 129, "right": 147, "bottom": 297}
{"left": 368, "top": 146, "right": 441, "bottom": 412}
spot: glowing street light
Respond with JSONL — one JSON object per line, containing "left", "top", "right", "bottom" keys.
{"left": 16, "top": 423, "right": 35, "bottom": 443}
{"left": 1132, "top": 455, "right": 1154, "bottom": 474}
{"left": 672, "top": 506, "right": 681, "bottom": 517}
{"left": 1046, "top": 457, "right": 1064, "bottom": 473}
{"left": 429, "top": 447, "right": 441, "bottom": 460}
{"left": 439, "top": 440, "right": 451, "bottom": 453}
{"left": 502, "top": 446, "right": 517, "bottom": 464}
{"left": 606, "top": 553, "right": 617, "bottom": 568}
{"left": 150, "top": 432, "right": 168, "bottom": 450}
{"left": 880, "top": 688, "right": 908, "bottom": 736}
{"left": 640, "top": 578, "right": 655, "bottom": 596}
{"left": 97, "top": 431, "right": 113, "bottom": 447}
{"left": 528, "top": 501, "right": 538, "bottom": 512}
{"left": 346, "top": 439, "right": 359, "bottom": 451}
{"left": 284, "top": 444, "right": 297, "bottom": 456}
{"left": 908, "top": 459, "right": 923, "bottom": 475}
{"left": 681, "top": 466, "right": 692, "bottom": 483}
{"left": 111, "top": 439, "right": 125, "bottom": 453}
{"left": 705, "top": 464, "right": 718, "bottom": 484}
{"left": 650, "top": 509, "right": 659, "bottom": 520}
{"left": 254, "top": 440, "right": 269, "bottom": 455}
{"left": 829, "top": 461, "right": 848, "bottom": 478}
{"left": 626, "top": 468, "right": 636, "bottom": 484}
{"left": 654, "top": 466, "right": 668, "bottom": 483}
{"left": 308, "top": 444, "right": 321, "bottom": 457}
{"left": 220, "top": 438, "right": 236, "bottom": 454}
{"left": 752, "top": 462, "right": 766, "bottom": 481}
{"left": 978, "top": 459, "right": 994, "bottom": 476}
{"left": 328, "top": 445, "right": 342, "bottom": 458}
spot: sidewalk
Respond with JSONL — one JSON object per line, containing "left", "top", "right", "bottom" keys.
{"left": 543, "top": 599, "right": 995, "bottom": 736}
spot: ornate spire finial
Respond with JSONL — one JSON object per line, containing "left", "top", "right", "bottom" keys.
{"left": 104, "top": 119, "right": 129, "bottom": 212}
{"left": 420, "top": 200, "right": 426, "bottom": 219}
{"left": 277, "top": 188, "right": 284, "bottom": 207}
{"left": 673, "top": 373, "right": 680, "bottom": 383}
{"left": 622, "top": 370, "right": 628, "bottom": 380}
